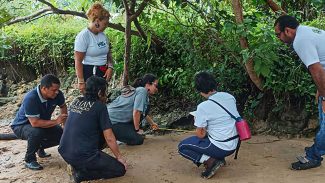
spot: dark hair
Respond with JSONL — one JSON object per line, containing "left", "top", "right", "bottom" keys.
{"left": 40, "top": 74, "right": 60, "bottom": 88}
{"left": 84, "top": 76, "right": 107, "bottom": 101}
{"left": 194, "top": 72, "right": 217, "bottom": 94}
{"left": 274, "top": 15, "right": 299, "bottom": 32}
{"left": 132, "top": 74, "right": 157, "bottom": 88}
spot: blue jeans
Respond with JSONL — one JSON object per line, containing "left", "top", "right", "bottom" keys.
{"left": 178, "top": 136, "right": 235, "bottom": 165}
{"left": 306, "top": 96, "right": 325, "bottom": 162}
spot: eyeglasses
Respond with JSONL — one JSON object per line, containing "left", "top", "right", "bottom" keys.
{"left": 275, "top": 31, "right": 282, "bottom": 38}
{"left": 152, "top": 83, "right": 159, "bottom": 88}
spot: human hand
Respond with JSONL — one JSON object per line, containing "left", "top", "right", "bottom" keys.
{"left": 56, "top": 114, "right": 68, "bottom": 124}
{"left": 103, "top": 68, "right": 113, "bottom": 81}
{"left": 136, "top": 129, "right": 144, "bottom": 135}
{"left": 117, "top": 156, "right": 127, "bottom": 170}
{"left": 151, "top": 123, "right": 159, "bottom": 130}
{"left": 78, "top": 83, "right": 86, "bottom": 94}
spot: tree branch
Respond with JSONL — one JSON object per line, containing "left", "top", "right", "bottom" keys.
{"left": 265, "top": 0, "right": 286, "bottom": 14}
{"left": 122, "top": 0, "right": 131, "bottom": 16}
{"left": 5, "top": 0, "right": 140, "bottom": 36}
{"left": 130, "top": 0, "right": 149, "bottom": 21}
{"left": 5, "top": 8, "right": 51, "bottom": 26}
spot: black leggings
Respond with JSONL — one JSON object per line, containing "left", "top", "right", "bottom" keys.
{"left": 83, "top": 64, "right": 105, "bottom": 81}
{"left": 112, "top": 123, "right": 144, "bottom": 145}
{"left": 72, "top": 151, "right": 126, "bottom": 181}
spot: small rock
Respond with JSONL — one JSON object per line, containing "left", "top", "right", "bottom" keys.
{"left": 4, "top": 163, "right": 15, "bottom": 168}
{"left": 5, "top": 156, "right": 11, "bottom": 161}
{"left": 12, "top": 151, "right": 20, "bottom": 155}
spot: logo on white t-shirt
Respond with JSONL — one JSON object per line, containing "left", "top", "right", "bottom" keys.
{"left": 97, "top": 41, "right": 107, "bottom": 49}
{"left": 312, "top": 28, "right": 322, "bottom": 34}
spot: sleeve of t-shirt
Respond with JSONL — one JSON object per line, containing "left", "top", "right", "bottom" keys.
{"left": 57, "top": 91, "right": 65, "bottom": 107}
{"left": 98, "top": 104, "right": 112, "bottom": 131}
{"left": 74, "top": 30, "right": 89, "bottom": 52}
{"left": 24, "top": 96, "right": 40, "bottom": 118}
{"left": 194, "top": 104, "right": 208, "bottom": 128}
{"left": 293, "top": 38, "right": 319, "bottom": 68}
{"left": 133, "top": 88, "right": 147, "bottom": 112}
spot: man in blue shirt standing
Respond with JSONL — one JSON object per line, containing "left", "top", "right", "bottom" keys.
{"left": 11, "top": 74, "right": 68, "bottom": 170}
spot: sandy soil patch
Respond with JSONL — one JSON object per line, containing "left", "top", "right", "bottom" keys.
{"left": 0, "top": 133, "right": 324, "bottom": 183}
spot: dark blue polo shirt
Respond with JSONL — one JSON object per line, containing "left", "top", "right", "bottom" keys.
{"left": 11, "top": 85, "right": 65, "bottom": 127}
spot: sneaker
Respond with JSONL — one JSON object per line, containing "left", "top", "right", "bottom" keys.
{"left": 67, "top": 164, "right": 81, "bottom": 183}
{"left": 37, "top": 149, "right": 51, "bottom": 158}
{"left": 116, "top": 140, "right": 126, "bottom": 145}
{"left": 291, "top": 156, "right": 321, "bottom": 170}
{"left": 201, "top": 158, "right": 225, "bottom": 179}
{"left": 25, "top": 161, "right": 43, "bottom": 170}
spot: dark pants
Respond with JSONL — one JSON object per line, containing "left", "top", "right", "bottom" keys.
{"left": 83, "top": 64, "right": 105, "bottom": 81}
{"left": 178, "top": 136, "right": 235, "bottom": 165}
{"left": 72, "top": 151, "right": 126, "bottom": 181}
{"left": 12, "top": 124, "right": 63, "bottom": 162}
{"left": 112, "top": 123, "right": 144, "bottom": 145}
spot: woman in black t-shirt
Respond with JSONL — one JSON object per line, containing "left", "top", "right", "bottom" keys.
{"left": 59, "top": 76, "right": 126, "bottom": 182}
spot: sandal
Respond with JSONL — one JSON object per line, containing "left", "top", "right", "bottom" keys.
{"left": 291, "top": 156, "right": 321, "bottom": 170}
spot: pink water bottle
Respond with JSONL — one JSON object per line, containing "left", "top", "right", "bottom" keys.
{"left": 235, "top": 117, "right": 251, "bottom": 141}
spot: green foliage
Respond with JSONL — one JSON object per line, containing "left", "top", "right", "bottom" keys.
{"left": 1, "top": 0, "right": 324, "bottom": 122}
{"left": 2, "top": 18, "right": 86, "bottom": 75}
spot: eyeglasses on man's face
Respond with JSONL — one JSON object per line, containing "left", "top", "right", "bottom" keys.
{"left": 275, "top": 31, "right": 283, "bottom": 38}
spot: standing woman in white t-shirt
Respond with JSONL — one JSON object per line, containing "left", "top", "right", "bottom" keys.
{"left": 178, "top": 72, "right": 239, "bottom": 179}
{"left": 74, "top": 3, "right": 114, "bottom": 93}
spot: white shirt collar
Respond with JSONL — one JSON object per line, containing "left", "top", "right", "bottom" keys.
{"left": 36, "top": 85, "right": 47, "bottom": 103}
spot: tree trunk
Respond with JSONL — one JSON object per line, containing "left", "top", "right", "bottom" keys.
{"left": 231, "top": 0, "right": 264, "bottom": 91}
{"left": 123, "top": 18, "right": 132, "bottom": 86}
{"left": 265, "top": 0, "right": 286, "bottom": 14}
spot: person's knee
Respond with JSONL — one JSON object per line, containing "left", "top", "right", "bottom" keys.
{"left": 131, "top": 137, "right": 144, "bottom": 145}
{"left": 117, "top": 165, "right": 126, "bottom": 177}
{"left": 27, "top": 128, "right": 45, "bottom": 138}
{"left": 178, "top": 140, "right": 187, "bottom": 152}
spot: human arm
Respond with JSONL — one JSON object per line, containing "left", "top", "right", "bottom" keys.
{"left": 75, "top": 51, "right": 86, "bottom": 93}
{"left": 132, "top": 88, "right": 148, "bottom": 133}
{"left": 28, "top": 113, "right": 68, "bottom": 128}
{"left": 133, "top": 109, "right": 142, "bottom": 132}
{"left": 103, "top": 48, "right": 114, "bottom": 81}
{"left": 309, "top": 63, "right": 325, "bottom": 112}
{"left": 59, "top": 103, "right": 68, "bottom": 126}
{"left": 103, "top": 128, "right": 127, "bottom": 169}
{"left": 196, "top": 127, "right": 207, "bottom": 139}
{"left": 309, "top": 63, "right": 325, "bottom": 96}
{"left": 145, "top": 115, "right": 159, "bottom": 130}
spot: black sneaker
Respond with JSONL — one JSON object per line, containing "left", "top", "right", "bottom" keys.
{"left": 25, "top": 161, "right": 43, "bottom": 170}
{"left": 291, "top": 156, "right": 321, "bottom": 170}
{"left": 67, "top": 164, "right": 81, "bottom": 183}
{"left": 37, "top": 149, "right": 51, "bottom": 158}
{"left": 201, "top": 158, "right": 225, "bottom": 179}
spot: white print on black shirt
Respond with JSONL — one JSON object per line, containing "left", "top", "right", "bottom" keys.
{"left": 69, "top": 99, "right": 94, "bottom": 114}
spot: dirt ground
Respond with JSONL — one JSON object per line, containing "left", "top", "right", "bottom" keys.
{"left": 0, "top": 132, "right": 324, "bottom": 183}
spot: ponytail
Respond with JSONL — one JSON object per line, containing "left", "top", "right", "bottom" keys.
{"left": 132, "top": 74, "right": 157, "bottom": 88}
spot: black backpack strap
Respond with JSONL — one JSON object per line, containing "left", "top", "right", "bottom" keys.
{"left": 208, "top": 99, "right": 242, "bottom": 159}
{"left": 208, "top": 99, "right": 238, "bottom": 120}
{"left": 208, "top": 134, "right": 239, "bottom": 142}
{"left": 234, "top": 139, "right": 241, "bottom": 159}
{"left": 208, "top": 134, "right": 241, "bottom": 160}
